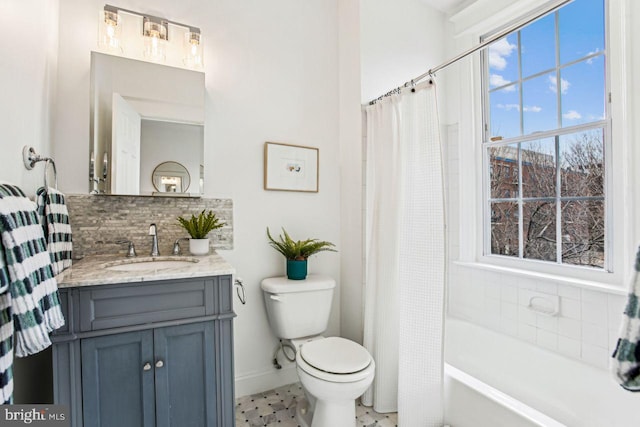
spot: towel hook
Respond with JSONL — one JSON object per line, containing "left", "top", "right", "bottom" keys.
{"left": 22, "top": 145, "right": 58, "bottom": 189}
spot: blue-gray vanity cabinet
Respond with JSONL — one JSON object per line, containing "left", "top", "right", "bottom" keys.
{"left": 52, "top": 275, "right": 235, "bottom": 427}
{"left": 81, "top": 330, "right": 156, "bottom": 427}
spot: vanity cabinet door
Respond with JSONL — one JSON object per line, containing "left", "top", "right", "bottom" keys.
{"left": 81, "top": 331, "right": 156, "bottom": 427}
{"left": 153, "top": 322, "right": 217, "bottom": 427}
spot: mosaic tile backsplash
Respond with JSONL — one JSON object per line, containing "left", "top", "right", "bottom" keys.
{"left": 66, "top": 195, "right": 233, "bottom": 258}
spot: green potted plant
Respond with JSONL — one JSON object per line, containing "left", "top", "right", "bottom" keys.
{"left": 267, "top": 227, "right": 337, "bottom": 280}
{"left": 177, "top": 210, "right": 226, "bottom": 255}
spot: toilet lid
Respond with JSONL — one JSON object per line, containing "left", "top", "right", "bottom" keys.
{"left": 300, "top": 337, "right": 371, "bottom": 374}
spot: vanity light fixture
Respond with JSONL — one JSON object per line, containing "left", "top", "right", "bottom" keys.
{"left": 98, "top": 5, "right": 122, "bottom": 52}
{"left": 184, "top": 29, "right": 203, "bottom": 68}
{"left": 142, "top": 16, "right": 168, "bottom": 62}
{"left": 97, "top": 4, "right": 203, "bottom": 69}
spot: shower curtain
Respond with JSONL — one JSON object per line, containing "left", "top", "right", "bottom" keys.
{"left": 362, "top": 82, "right": 445, "bottom": 427}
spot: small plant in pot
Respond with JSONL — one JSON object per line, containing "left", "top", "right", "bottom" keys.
{"left": 177, "top": 210, "right": 226, "bottom": 256}
{"left": 267, "top": 227, "right": 336, "bottom": 280}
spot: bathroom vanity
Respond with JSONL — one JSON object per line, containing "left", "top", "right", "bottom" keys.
{"left": 52, "top": 254, "right": 236, "bottom": 427}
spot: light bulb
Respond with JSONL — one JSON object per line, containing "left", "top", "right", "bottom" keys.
{"left": 143, "top": 18, "right": 168, "bottom": 62}
{"left": 98, "top": 9, "right": 122, "bottom": 52}
{"left": 184, "top": 31, "right": 203, "bottom": 69}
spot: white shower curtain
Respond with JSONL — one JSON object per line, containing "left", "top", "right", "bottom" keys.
{"left": 362, "top": 82, "right": 445, "bottom": 427}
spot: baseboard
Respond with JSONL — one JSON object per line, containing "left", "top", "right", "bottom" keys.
{"left": 235, "top": 365, "right": 299, "bottom": 398}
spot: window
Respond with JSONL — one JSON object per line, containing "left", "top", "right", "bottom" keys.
{"left": 483, "top": 0, "right": 608, "bottom": 269}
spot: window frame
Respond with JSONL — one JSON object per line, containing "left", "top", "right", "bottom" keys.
{"left": 479, "top": 0, "right": 613, "bottom": 272}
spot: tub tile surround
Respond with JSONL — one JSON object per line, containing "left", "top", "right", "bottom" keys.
{"left": 235, "top": 383, "right": 398, "bottom": 427}
{"left": 441, "top": 122, "right": 629, "bottom": 371}
{"left": 66, "top": 194, "right": 233, "bottom": 257}
{"left": 448, "top": 264, "right": 629, "bottom": 370}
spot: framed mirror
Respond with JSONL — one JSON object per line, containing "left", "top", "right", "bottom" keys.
{"left": 89, "top": 51, "right": 205, "bottom": 196}
{"left": 152, "top": 161, "right": 191, "bottom": 193}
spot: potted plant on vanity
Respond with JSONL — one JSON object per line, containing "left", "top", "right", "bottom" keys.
{"left": 177, "top": 210, "right": 226, "bottom": 256}
{"left": 267, "top": 227, "right": 336, "bottom": 280}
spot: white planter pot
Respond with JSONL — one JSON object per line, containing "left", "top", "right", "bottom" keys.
{"left": 189, "top": 238, "right": 210, "bottom": 256}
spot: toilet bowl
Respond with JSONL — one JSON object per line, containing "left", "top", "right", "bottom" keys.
{"left": 294, "top": 337, "right": 375, "bottom": 427}
{"left": 261, "top": 275, "right": 376, "bottom": 427}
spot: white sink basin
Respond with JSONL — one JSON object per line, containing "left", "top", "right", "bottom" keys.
{"left": 103, "top": 257, "right": 200, "bottom": 272}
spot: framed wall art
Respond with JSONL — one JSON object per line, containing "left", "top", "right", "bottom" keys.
{"left": 264, "top": 142, "right": 319, "bottom": 192}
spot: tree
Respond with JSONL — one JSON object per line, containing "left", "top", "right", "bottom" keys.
{"left": 489, "top": 130, "right": 604, "bottom": 267}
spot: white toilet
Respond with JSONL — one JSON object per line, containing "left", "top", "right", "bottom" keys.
{"left": 261, "top": 275, "right": 375, "bottom": 427}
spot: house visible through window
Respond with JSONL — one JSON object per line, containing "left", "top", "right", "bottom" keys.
{"left": 483, "top": 0, "right": 607, "bottom": 269}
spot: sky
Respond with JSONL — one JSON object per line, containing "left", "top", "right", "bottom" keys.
{"left": 488, "top": 0, "right": 605, "bottom": 140}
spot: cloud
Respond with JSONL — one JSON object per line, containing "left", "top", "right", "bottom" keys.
{"left": 496, "top": 104, "right": 542, "bottom": 113}
{"left": 490, "top": 74, "right": 515, "bottom": 90}
{"left": 523, "top": 105, "right": 542, "bottom": 113}
{"left": 497, "top": 103, "right": 520, "bottom": 111}
{"left": 548, "top": 75, "right": 570, "bottom": 94}
{"left": 489, "top": 38, "right": 517, "bottom": 70}
{"left": 563, "top": 110, "right": 582, "bottom": 120}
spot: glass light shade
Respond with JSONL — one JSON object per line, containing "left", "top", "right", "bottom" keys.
{"left": 143, "top": 18, "right": 168, "bottom": 62}
{"left": 184, "top": 31, "right": 204, "bottom": 69}
{"left": 98, "top": 9, "right": 122, "bottom": 52}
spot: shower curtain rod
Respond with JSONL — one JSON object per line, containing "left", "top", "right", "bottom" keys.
{"left": 367, "top": 0, "right": 573, "bottom": 105}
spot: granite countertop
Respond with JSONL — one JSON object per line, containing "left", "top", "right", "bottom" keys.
{"left": 56, "top": 252, "right": 235, "bottom": 288}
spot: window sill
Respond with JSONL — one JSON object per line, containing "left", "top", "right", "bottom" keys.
{"left": 452, "top": 260, "right": 628, "bottom": 296}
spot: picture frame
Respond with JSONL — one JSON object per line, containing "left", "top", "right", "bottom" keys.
{"left": 264, "top": 142, "right": 319, "bottom": 192}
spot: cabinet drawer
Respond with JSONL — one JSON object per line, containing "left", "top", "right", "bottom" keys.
{"left": 78, "top": 277, "right": 223, "bottom": 332}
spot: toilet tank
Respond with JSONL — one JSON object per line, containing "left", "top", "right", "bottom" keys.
{"left": 261, "top": 275, "right": 335, "bottom": 339}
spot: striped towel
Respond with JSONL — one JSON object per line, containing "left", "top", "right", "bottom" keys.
{"left": 0, "top": 255, "right": 13, "bottom": 404}
{"left": 612, "top": 247, "right": 640, "bottom": 391}
{"left": 36, "top": 187, "right": 73, "bottom": 275}
{"left": 0, "top": 184, "right": 65, "bottom": 403}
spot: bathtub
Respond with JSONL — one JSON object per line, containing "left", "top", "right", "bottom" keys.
{"left": 444, "top": 318, "right": 638, "bottom": 427}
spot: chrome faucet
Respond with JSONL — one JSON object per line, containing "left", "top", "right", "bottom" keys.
{"left": 149, "top": 223, "right": 160, "bottom": 256}
{"left": 172, "top": 238, "right": 189, "bottom": 256}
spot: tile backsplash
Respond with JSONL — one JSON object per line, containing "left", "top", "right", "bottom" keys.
{"left": 66, "top": 195, "right": 233, "bottom": 257}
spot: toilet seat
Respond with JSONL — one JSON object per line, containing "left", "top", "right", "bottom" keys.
{"left": 297, "top": 337, "right": 373, "bottom": 383}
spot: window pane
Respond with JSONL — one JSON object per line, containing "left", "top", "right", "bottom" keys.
{"left": 560, "top": 56, "right": 605, "bottom": 127}
{"left": 523, "top": 201, "right": 556, "bottom": 261}
{"left": 559, "top": 0, "right": 605, "bottom": 65}
{"left": 561, "top": 200, "right": 604, "bottom": 268}
{"left": 488, "top": 35, "right": 519, "bottom": 85}
{"left": 489, "top": 145, "right": 519, "bottom": 199}
{"left": 490, "top": 84, "right": 520, "bottom": 139}
{"left": 522, "top": 73, "right": 557, "bottom": 135}
{"left": 491, "top": 202, "right": 519, "bottom": 257}
{"left": 521, "top": 138, "right": 556, "bottom": 198}
{"left": 560, "top": 129, "right": 604, "bottom": 197}
{"left": 521, "top": 13, "right": 556, "bottom": 78}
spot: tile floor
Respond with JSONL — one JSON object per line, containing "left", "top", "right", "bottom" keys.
{"left": 235, "top": 383, "right": 398, "bottom": 427}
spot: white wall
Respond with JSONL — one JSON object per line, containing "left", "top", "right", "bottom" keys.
{"left": 338, "top": 0, "right": 364, "bottom": 344}
{"left": 360, "top": 0, "right": 446, "bottom": 104}
{"left": 54, "top": 0, "right": 341, "bottom": 396}
{"left": 0, "top": 0, "right": 59, "bottom": 196}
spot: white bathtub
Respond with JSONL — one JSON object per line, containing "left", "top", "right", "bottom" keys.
{"left": 444, "top": 318, "right": 639, "bottom": 427}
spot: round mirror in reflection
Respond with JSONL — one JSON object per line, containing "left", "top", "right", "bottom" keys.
{"left": 152, "top": 161, "right": 191, "bottom": 193}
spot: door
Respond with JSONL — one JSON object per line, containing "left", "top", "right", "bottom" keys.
{"left": 111, "top": 92, "right": 141, "bottom": 194}
{"left": 81, "top": 330, "right": 155, "bottom": 427}
{"left": 153, "top": 322, "right": 217, "bottom": 427}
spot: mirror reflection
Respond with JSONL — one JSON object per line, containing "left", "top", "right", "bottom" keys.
{"left": 152, "top": 161, "right": 191, "bottom": 194}
{"left": 89, "top": 51, "right": 205, "bottom": 196}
